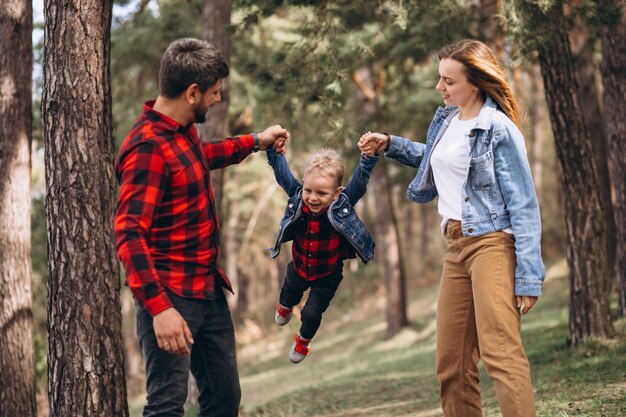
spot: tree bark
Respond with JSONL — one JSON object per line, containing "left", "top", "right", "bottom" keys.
{"left": 519, "top": 0, "right": 614, "bottom": 344}
{"left": 598, "top": 0, "right": 626, "bottom": 316}
{"left": 0, "top": 1, "right": 37, "bottom": 415}
{"left": 200, "top": 0, "right": 233, "bottom": 218}
{"left": 569, "top": 3, "right": 617, "bottom": 294}
{"left": 372, "top": 167, "right": 408, "bottom": 338}
{"left": 42, "top": 0, "right": 129, "bottom": 415}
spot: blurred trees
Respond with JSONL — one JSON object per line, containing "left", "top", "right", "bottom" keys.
{"left": 42, "top": 0, "right": 129, "bottom": 415}
{"left": 0, "top": 0, "right": 37, "bottom": 415}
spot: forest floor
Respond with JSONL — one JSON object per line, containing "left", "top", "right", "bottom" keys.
{"left": 130, "top": 260, "right": 626, "bottom": 417}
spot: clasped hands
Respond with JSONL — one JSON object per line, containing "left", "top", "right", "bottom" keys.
{"left": 256, "top": 128, "right": 387, "bottom": 157}
{"left": 257, "top": 125, "right": 290, "bottom": 154}
{"left": 358, "top": 131, "right": 388, "bottom": 156}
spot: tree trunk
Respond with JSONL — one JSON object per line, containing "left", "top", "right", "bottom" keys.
{"left": 200, "top": 0, "right": 232, "bottom": 218}
{"left": 527, "top": 64, "right": 546, "bottom": 204}
{"left": 225, "top": 199, "right": 242, "bottom": 323}
{"left": 479, "top": 0, "right": 505, "bottom": 59}
{"left": 42, "top": 1, "right": 129, "bottom": 415}
{"left": 519, "top": 0, "right": 614, "bottom": 344}
{"left": 0, "top": 1, "right": 37, "bottom": 415}
{"left": 353, "top": 66, "right": 408, "bottom": 338}
{"left": 569, "top": 3, "right": 617, "bottom": 294}
{"left": 419, "top": 203, "right": 432, "bottom": 280}
{"left": 598, "top": 0, "right": 626, "bottom": 317}
{"left": 372, "top": 167, "right": 408, "bottom": 338}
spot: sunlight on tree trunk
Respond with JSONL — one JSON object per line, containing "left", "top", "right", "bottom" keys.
{"left": 0, "top": 1, "right": 36, "bottom": 415}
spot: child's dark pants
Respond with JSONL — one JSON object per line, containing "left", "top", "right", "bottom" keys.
{"left": 279, "top": 261, "right": 344, "bottom": 339}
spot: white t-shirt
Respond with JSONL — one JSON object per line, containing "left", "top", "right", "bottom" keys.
{"left": 430, "top": 115, "right": 475, "bottom": 222}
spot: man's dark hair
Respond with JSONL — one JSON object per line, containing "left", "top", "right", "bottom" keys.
{"left": 159, "top": 38, "right": 230, "bottom": 98}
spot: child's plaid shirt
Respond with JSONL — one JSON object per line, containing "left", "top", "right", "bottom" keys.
{"left": 291, "top": 205, "right": 355, "bottom": 280}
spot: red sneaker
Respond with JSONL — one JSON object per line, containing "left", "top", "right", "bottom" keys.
{"left": 289, "top": 332, "right": 311, "bottom": 363}
{"left": 275, "top": 304, "right": 293, "bottom": 326}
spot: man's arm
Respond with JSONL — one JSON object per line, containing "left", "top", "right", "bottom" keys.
{"left": 115, "top": 141, "right": 173, "bottom": 316}
{"left": 202, "top": 125, "right": 290, "bottom": 170}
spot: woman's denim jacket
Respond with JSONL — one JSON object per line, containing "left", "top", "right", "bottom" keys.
{"left": 385, "top": 96, "right": 545, "bottom": 296}
{"left": 266, "top": 149, "right": 378, "bottom": 264}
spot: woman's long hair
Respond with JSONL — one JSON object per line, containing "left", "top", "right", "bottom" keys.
{"left": 438, "top": 39, "right": 521, "bottom": 128}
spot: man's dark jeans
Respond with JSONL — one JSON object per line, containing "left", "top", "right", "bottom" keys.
{"left": 136, "top": 288, "right": 241, "bottom": 417}
{"left": 279, "top": 261, "right": 344, "bottom": 340}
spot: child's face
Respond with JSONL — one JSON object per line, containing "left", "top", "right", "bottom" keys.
{"left": 302, "top": 172, "right": 341, "bottom": 214}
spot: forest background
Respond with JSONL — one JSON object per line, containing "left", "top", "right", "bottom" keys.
{"left": 1, "top": 0, "right": 625, "bottom": 416}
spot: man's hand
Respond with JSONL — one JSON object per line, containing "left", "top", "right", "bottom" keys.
{"left": 258, "top": 125, "right": 290, "bottom": 153}
{"left": 153, "top": 308, "right": 194, "bottom": 355}
{"left": 516, "top": 296, "right": 538, "bottom": 315}
{"left": 358, "top": 132, "right": 387, "bottom": 155}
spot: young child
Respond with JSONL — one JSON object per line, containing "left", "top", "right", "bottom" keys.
{"left": 266, "top": 146, "right": 378, "bottom": 363}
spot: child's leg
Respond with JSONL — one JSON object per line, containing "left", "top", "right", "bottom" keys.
{"left": 279, "top": 262, "right": 310, "bottom": 308}
{"left": 299, "top": 264, "right": 344, "bottom": 339}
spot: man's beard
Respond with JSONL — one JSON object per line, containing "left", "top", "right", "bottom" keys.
{"left": 193, "top": 103, "right": 208, "bottom": 124}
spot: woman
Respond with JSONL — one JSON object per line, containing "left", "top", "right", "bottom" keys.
{"left": 359, "top": 39, "right": 544, "bottom": 417}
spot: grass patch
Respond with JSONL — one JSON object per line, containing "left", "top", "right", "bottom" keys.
{"left": 238, "top": 265, "right": 626, "bottom": 417}
{"left": 130, "top": 262, "right": 625, "bottom": 417}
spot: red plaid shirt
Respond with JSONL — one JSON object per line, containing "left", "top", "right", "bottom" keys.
{"left": 115, "top": 101, "right": 255, "bottom": 316}
{"left": 291, "top": 205, "right": 355, "bottom": 281}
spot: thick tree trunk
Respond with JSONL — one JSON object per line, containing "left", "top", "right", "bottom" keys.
{"left": 520, "top": 0, "right": 614, "bottom": 344}
{"left": 200, "top": 0, "right": 232, "bottom": 218}
{"left": 0, "top": 1, "right": 37, "bottom": 415}
{"left": 42, "top": 1, "right": 129, "bottom": 415}
{"left": 598, "top": 0, "right": 626, "bottom": 317}
{"left": 372, "top": 167, "right": 408, "bottom": 338}
{"left": 569, "top": 4, "right": 617, "bottom": 293}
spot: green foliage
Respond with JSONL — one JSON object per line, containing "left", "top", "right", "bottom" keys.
{"left": 111, "top": 0, "right": 204, "bottom": 147}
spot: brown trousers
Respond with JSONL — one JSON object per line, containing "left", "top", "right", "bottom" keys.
{"left": 436, "top": 220, "right": 536, "bottom": 417}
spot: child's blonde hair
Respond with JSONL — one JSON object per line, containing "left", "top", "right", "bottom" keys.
{"left": 303, "top": 148, "right": 345, "bottom": 186}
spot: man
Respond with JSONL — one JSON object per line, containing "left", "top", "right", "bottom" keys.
{"left": 114, "top": 38, "right": 289, "bottom": 417}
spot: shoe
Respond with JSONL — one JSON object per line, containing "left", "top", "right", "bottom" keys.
{"left": 289, "top": 332, "right": 311, "bottom": 363}
{"left": 275, "top": 304, "right": 293, "bottom": 326}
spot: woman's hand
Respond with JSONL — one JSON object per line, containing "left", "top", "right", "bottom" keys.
{"left": 516, "top": 296, "right": 538, "bottom": 315}
{"left": 358, "top": 131, "right": 387, "bottom": 155}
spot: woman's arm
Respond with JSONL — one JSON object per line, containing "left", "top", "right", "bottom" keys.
{"left": 359, "top": 132, "right": 426, "bottom": 168}
{"left": 493, "top": 122, "right": 545, "bottom": 298}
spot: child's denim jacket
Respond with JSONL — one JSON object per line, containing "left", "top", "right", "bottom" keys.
{"left": 266, "top": 149, "right": 378, "bottom": 264}
{"left": 385, "top": 96, "right": 545, "bottom": 296}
